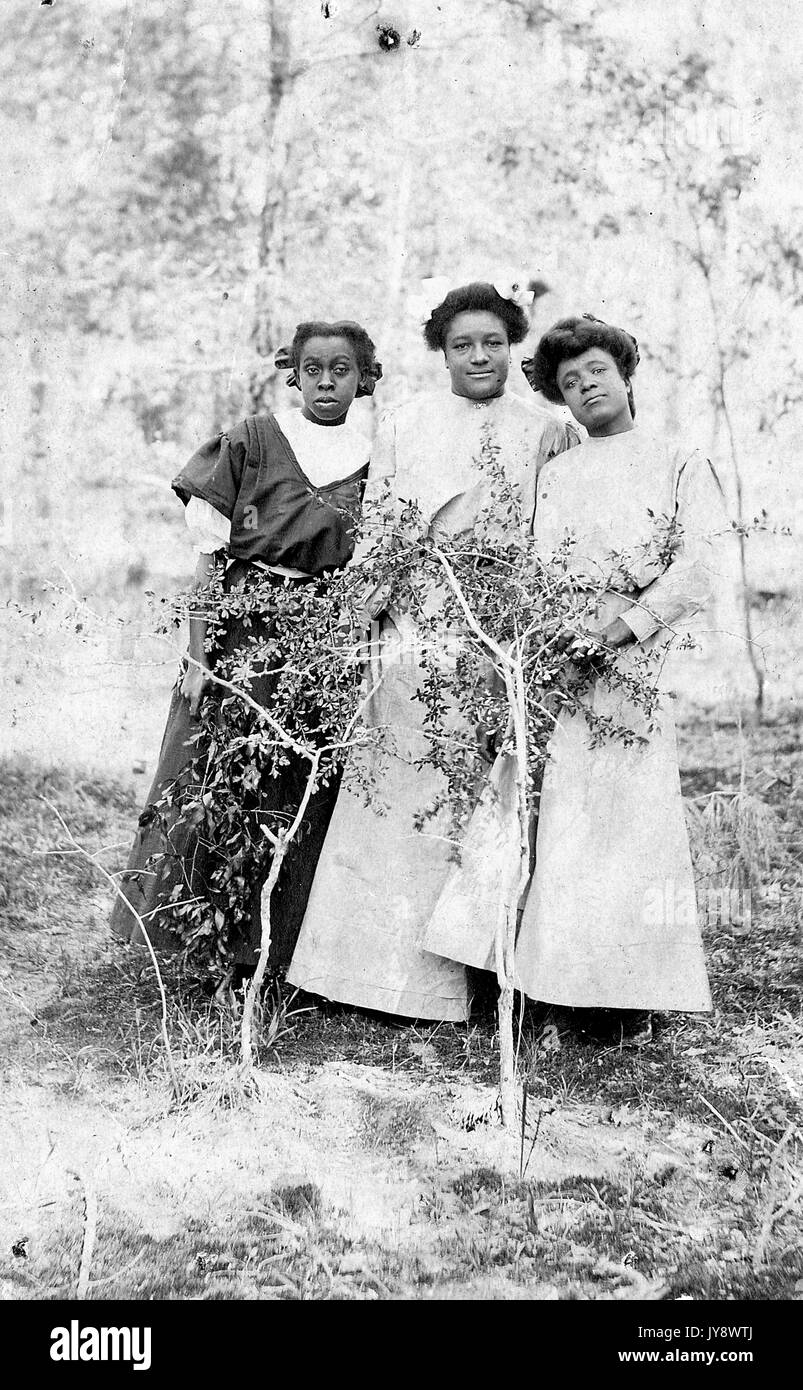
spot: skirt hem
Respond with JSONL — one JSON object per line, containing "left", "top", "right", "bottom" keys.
{"left": 286, "top": 967, "right": 469, "bottom": 1023}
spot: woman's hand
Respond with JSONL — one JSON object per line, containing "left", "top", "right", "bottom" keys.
{"left": 181, "top": 662, "right": 212, "bottom": 718}
{"left": 559, "top": 631, "right": 605, "bottom": 664}
{"left": 557, "top": 619, "right": 635, "bottom": 676}
{"left": 600, "top": 616, "right": 637, "bottom": 649}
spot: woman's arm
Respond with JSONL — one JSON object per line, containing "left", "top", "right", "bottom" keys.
{"left": 349, "top": 409, "right": 399, "bottom": 622}
{"left": 174, "top": 429, "right": 245, "bottom": 711}
{"left": 607, "top": 450, "right": 725, "bottom": 648}
{"left": 180, "top": 551, "right": 217, "bottom": 716}
{"left": 179, "top": 495, "right": 232, "bottom": 712}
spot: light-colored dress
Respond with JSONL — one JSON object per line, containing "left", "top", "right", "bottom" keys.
{"left": 286, "top": 389, "right": 576, "bottom": 1021}
{"left": 513, "top": 426, "right": 722, "bottom": 1012}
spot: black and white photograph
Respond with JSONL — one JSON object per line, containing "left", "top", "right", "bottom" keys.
{"left": 0, "top": 0, "right": 801, "bottom": 1325}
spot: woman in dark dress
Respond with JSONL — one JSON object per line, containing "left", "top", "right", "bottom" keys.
{"left": 110, "top": 320, "right": 382, "bottom": 977}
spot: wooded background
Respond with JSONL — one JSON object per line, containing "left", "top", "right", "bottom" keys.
{"left": 1, "top": 0, "right": 801, "bottom": 776}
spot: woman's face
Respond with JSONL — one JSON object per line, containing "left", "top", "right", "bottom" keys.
{"left": 443, "top": 311, "right": 510, "bottom": 400}
{"left": 555, "top": 347, "right": 633, "bottom": 436}
{"left": 297, "top": 335, "right": 361, "bottom": 424}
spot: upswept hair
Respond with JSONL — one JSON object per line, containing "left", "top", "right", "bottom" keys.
{"left": 423, "top": 282, "right": 530, "bottom": 352}
{"left": 275, "top": 321, "right": 383, "bottom": 396}
{"left": 523, "top": 314, "right": 640, "bottom": 416}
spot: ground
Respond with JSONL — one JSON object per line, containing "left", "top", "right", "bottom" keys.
{"left": 0, "top": 716, "right": 801, "bottom": 1302}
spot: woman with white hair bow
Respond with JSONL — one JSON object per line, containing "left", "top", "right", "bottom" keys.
{"left": 287, "top": 278, "right": 579, "bottom": 1021}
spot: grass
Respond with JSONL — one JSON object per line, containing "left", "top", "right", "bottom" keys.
{"left": 7, "top": 1161, "right": 801, "bottom": 1302}
{"left": 359, "top": 1094, "right": 431, "bottom": 1152}
{"left": 5, "top": 1188, "right": 387, "bottom": 1302}
{"left": 1, "top": 711, "right": 802, "bottom": 1300}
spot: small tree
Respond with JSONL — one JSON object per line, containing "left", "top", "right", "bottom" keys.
{"left": 352, "top": 432, "right": 669, "bottom": 1120}
{"left": 606, "top": 49, "right": 802, "bottom": 718}
{"left": 146, "top": 434, "right": 669, "bottom": 1120}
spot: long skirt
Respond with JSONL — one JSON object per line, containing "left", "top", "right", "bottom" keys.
{"left": 418, "top": 750, "right": 526, "bottom": 973}
{"left": 513, "top": 673, "right": 712, "bottom": 1012}
{"left": 286, "top": 609, "right": 470, "bottom": 1022}
{"left": 110, "top": 566, "right": 341, "bottom": 973}
{"left": 416, "top": 586, "right": 712, "bottom": 1013}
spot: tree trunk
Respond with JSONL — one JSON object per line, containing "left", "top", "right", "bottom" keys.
{"left": 494, "top": 886, "right": 516, "bottom": 1127}
{"left": 496, "top": 651, "right": 531, "bottom": 1128}
{"left": 240, "top": 748, "right": 322, "bottom": 1073}
{"left": 696, "top": 246, "right": 765, "bottom": 719}
{"left": 240, "top": 837, "right": 285, "bottom": 1073}
{"left": 382, "top": 43, "right": 417, "bottom": 379}
{"left": 250, "top": 1, "right": 293, "bottom": 414}
{"left": 717, "top": 397, "right": 765, "bottom": 720}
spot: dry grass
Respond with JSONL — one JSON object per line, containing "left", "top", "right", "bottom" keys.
{"left": 686, "top": 781, "right": 786, "bottom": 891}
{"left": 1, "top": 713, "right": 802, "bottom": 1300}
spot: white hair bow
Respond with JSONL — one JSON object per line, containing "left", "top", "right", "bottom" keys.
{"left": 410, "top": 274, "right": 535, "bottom": 327}
{"left": 492, "top": 276, "right": 535, "bottom": 309}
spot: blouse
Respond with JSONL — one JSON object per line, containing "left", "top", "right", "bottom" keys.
{"left": 175, "top": 408, "right": 371, "bottom": 577}
{"left": 356, "top": 389, "right": 577, "bottom": 556}
{"left": 533, "top": 425, "right": 725, "bottom": 644}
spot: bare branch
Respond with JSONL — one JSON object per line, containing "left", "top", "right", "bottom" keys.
{"left": 41, "top": 797, "right": 181, "bottom": 1104}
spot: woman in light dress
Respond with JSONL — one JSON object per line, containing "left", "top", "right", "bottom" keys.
{"left": 513, "top": 315, "right": 721, "bottom": 1042}
{"left": 422, "top": 314, "right": 720, "bottom": 1041}
{"left": 287, "top": 282, "right": 579, "bottom": 1021}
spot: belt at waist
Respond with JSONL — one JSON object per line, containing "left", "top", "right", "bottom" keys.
{"left": 247, "top": 558, "right": 313, "bottom": 581}
{"left": 226, "top": 557, "right": 315, "bottom": 586}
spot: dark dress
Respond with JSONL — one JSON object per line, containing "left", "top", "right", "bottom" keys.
{"left": 110, "top": 412, "right": 369, "bottom": 972}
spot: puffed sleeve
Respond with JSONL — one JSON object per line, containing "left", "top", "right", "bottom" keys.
{"left": 551, "top": 418, "right": 583, "bottom": 459}
{"left": 539, "top": 417, "right": 582, "bottom": 474}
{"left": 171, "top": 419, "right": 250, "bottom": 517}
{"left": 527, "top": 416, "right": 581, "bottom": 530}
{"left": 346, "top": 408, "right": 399, "bottom": 620}
{"left": 184, "top": 496, "right": 232, "bottom": 554}
{"left": 349, "top": 408, "right": 398, "bottom": 568}
{"left": 620, "top": 449, "right": 726, "bottom": 644}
